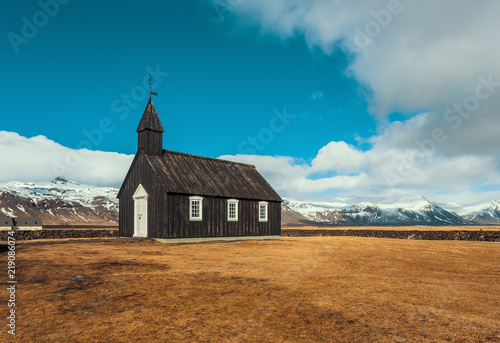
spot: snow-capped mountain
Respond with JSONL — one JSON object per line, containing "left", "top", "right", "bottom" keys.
{"left": 281, "top": 202, "right": 309, "bottom": 224}
{"left": 457, "top": 200, "right": 500, "bottom": 224}
{"left": 0, "top": 177, "right": 119, "bottom": 225}
{"left": 283, "top": 195, "right": 474, "bottom": 226}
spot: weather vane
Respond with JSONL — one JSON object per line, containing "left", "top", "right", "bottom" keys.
{"left": 148, "top": 75, "right": 158, "bottom": 97}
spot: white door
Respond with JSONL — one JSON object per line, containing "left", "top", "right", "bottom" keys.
{"left": 134, "top": 197, "right": 148, "bottom": 237}
{"left": 133, "top": 185, "right": 148, "bottom": 237}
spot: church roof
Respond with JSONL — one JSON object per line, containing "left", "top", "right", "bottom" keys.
{"left": 136, "top": 97, "right": 164, "bottom": 133}
{"left": 119, "top": 150, "right": 282, "bottom": 202}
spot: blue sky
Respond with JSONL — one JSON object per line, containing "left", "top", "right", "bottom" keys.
{"left": 2, "top": 0, "right": 500, "bottom": 205}
{"left": 2, "top": 0, "right": 373, "bottom": 158}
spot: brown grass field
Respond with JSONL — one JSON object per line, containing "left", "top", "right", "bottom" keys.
{"left": 3, "top": 235, "right": 500, "bottom": 342}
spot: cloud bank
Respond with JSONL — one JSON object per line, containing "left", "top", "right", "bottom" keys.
{"left": 0, "top": 131, "right": 133, "bottom": 187}
{"left": 1, "top": 128, "right": 498, "bottom": 205}
{"left": 220, "top": 111, "right": 500, "bottom": 205}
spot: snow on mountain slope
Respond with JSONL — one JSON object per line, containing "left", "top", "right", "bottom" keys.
{"left": 378, "top": 195, "right": 434, "bottom": 211}
{"left": 458, "top": 200, "right": 500, "bottom": 224}
{"left": 2, "top": 176, "right": 118, "bottom": 200}
{"left": 284, "top": 195, "right": 472, "bottom": 226}
{"left": 0, "top": 177, "right": 119, "bottom": 225}
{"left": 281, "top": 203, "right": 309, "bottom": 225}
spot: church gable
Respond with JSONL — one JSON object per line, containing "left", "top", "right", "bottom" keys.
{"left": 132, "top": 184, "right": 148, "bottom": 199}
{"left": 117, "top": 153, "right": 166, "bottom": 199}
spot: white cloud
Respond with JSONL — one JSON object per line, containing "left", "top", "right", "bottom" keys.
{"left": 224, "top": 0, "right": 500, "bottom": 116}
{"left": 311, "top": 141, "right": 367, "bottom": 174}
{"left": 0, "top": 131, "right": 133, "bottom": 187}
{"left": 220, "top": 112, "right": 500, "bottom": 204}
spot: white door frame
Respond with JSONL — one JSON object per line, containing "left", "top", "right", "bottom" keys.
{"left": 133, "top": 184, "right": 148, "bottom": 237}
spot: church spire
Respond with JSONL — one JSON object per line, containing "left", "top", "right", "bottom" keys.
{"left": 136, "top": 97, "right": 164, "bottom": 133}
{"left": 137, "top": 97, "right": 164, "bottom": 155}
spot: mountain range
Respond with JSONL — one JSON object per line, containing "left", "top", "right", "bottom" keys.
{"left": 1, "top": 178, "right": 499, "bottom": 226}
{"left": 283, "top": 195, "right": 500, "bottom": 226}
{"left": 0, "top": 177, "right": 118, "bottom": 225}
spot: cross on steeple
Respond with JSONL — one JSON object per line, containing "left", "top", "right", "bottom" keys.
{"left": 148, "top": 75, "right": 158, "bottom": 97}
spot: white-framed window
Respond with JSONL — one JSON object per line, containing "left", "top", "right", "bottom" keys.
{"left": 259, "top": 201, "right": 268, "bottom": 222}
{"left": 189, "top": 196, "right": 203, "bottom": 221}
{"left": 227, "top": 199, "right": 239, "bottom": 221}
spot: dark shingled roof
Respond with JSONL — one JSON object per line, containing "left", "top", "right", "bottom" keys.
{"left": 143, "top": 150, "right": 282, "bottom": 202}
{"left": 136, "top": 97, "right": 164, "bottom": 133}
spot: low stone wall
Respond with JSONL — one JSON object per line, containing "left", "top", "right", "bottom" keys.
{"left": 281, "top": 229, "right": 500, "bottom": 242}
{"left": 2, "top": 228, "right": 499, "bottom": 242}
{"left": 0, "top": 229, "right": 119, "bottom": 241}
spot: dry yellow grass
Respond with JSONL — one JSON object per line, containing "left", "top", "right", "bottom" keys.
{"left": 3, "top": 237, "right": 500, "bottom": 342}
{"left": 283, "top": 225, "right": 500, "bottom": 231}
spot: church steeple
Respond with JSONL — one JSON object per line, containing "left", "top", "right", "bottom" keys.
{"left": 137, "top": 97, "right": 164, "bottom": 155}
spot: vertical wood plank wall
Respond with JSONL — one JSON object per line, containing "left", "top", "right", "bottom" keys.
{"left": 138, "top": 131, "right": 163, "bottom": 156}
{"left": 119, "top": 154, "right": 165, "bottom": 238}
{"left": 163, "top": 195, "right": 281, "bottom": 238}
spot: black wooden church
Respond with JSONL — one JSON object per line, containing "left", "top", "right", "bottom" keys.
{"left": 118, "top": 97, "right": 282, "bottom": 241}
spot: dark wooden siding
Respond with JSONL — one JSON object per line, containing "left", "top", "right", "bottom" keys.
{"left": 138, "top": 131, "right": 163, "bottom": 156}
{"left": 118, "top": 154, "right": 166, "bottom": 237}
{"left": 161, "top": 195, "right": 280, "bottom": 239}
